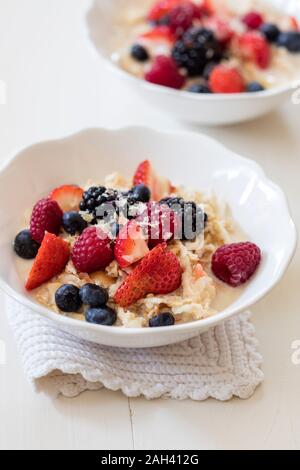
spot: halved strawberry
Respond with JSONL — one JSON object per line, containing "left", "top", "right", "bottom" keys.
{"left": 114, "top": 243, "right": 182, "bottom": 308}
{"left": 26, "top": 232, "right": 70, "bottom": 290}
{"left": 133, "top": 160, "right": 172, "bottom": 201}
{"left": 147, "top": 0, "right": 183, "bottom": 21}
{"left": 50, "top": 184, "right": 84, "bottom": 212}
{"left": 139, "top": 26, "right": 175, "bottom": 44}
{"left": 136, "top": 202, "right": 178, "bottom": 248}
{"left": 114, "top": 220, "right": 149, "bottom": 269}
{"left": 236, "top": 32, "right": 271, "bottom": 69}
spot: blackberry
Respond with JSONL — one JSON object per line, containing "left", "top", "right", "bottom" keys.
{"left": 172, "top": 27, "right": 223, "bottom": 77}
{"left": 160, "top": 197, "right": 207, "bottom": 241}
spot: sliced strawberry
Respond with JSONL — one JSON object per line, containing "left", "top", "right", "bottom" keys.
{"left": 114, "top": 243, "right": 182, "bottom": 308}
{"left": 290, "top": 16, "right": 300, "bottom": 32}
{"left": 139, "top": 26, "right": 175, "bottom": 44}
{"left": 133, "top": 160, "right": 172, "bottom": 201}
{"left": 136, "top": 202, "right": 178, "bottom": 248}
{"left": 114, "top": 220, "right": 149, "bottom": 269}
{"left": 147, "top": 0, "right": 183, "bottom": 21}
{"left": 203, "top": 15, "right": 234, "bottom": 44}
{"left": 50, "top": 185, "right": 84, "bottom": 212}
{"left": 237, "top": 32, "right": 271, "bottom": 69}
{"left": 201, "top": 0, "right": 215, "bottom": 16}
{"left": 26, "top": 233, "right": 70, "bottom": 291}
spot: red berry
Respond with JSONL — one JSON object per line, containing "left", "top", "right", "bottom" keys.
{"left": 133, "top": 160, "right": 172, "bottom": 201}
{"left": 114, "top": 220, "right": 149, "bottom": 269}
{"left": 209, "top": 65, "right": 245, "bottom": 93}
{"left": 140, "top": 26, "right": 175, "bottom": 43}
{"left": 71, "top": 226, "right": 114, "bottom": 274}
{"left": 147, "top": 0, "right": 182, "bottom": 21}
{"left": 145, "top": 55, "right": 185, "bottom": 89}
{"left": 238, "top": 31, "right": 271, "bottom": 69}
{"left": 114, "top": 243, "right": 182, "bottom": 308}
{"left": 26, "top": 233, "right": 70, "bottom": 290}
{"left": 203, "top": 15, "right": 234, "bottom": 44}
{"left": 242, "top": 11, "right": 264, "bottom": 30}
{"left": 211, "top": 242, "right": 261, "bottom": 287}
{"left": 137, "top": 202, "right": 178, "bottom": 248}
{"left": 30, "top": 198, "right": 63, "bottom": 244}
{"left": 168, "top": 2, "right": 202, "bottom": 37}
{"left": 50, "top": 184, "right": 84, "bottom": 212}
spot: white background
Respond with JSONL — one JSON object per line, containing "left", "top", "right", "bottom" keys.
{"left": 0, "top": 0, "right": 299, "bottom": 450}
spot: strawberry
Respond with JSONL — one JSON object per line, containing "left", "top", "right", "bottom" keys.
{"left": 30, "top": 198, "right": 63, "bottom": 244}
{"left": 147, "top": 0, "right": 182, "bottom": 22}
{"left": 209, "top": 65, "right": 245, "bottom": 93}
{"left": 114, "top": 243, "right": 182, "bottom": 308}
{"left": 237, "top": 32, "right": 271, "bottom": 69}
{"left": 140, "top": 26, "right": 175, "bottom": 43}
{"left": 26, "top": 233, "right": 70, "bottom": 290}
{"left": 50, "top": 184, "right": 84, "bottom": 212}
{"left": 114, "top": 220, "right": 149, "bottom": 269}
{"left": 71, "top": 226, "right": 114, "bottom": 274}
{"left": 137, "top": 202, "right": 178, "bottom": 248}
{"left": 133, "top": 160, "right": 172, "bottom": 201}
{"left": 203, "top": 15, "right": 234, "bottom": 44}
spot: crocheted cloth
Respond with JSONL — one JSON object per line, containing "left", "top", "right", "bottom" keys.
{"left": 6, "top": 297, "right": 264, "bottom": 400}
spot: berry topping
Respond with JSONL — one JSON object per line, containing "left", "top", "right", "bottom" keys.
{"left": 242, "top": 11, "right": 264, "bottom": 30}
{"left": 237, "top": 31, "right": 271, "bottom": 69}
{"left": 149, "top": 312, "right": 175, "bottom": 327}
{"left": 133, "top": 160, "right": 172, "bottom": 201}
{"left": 79, "top": 283, "right": 109, "bottom": 308}
{"left": 172, "top": 27, "right": 223, "bottom": 76}
{"left": 114, "top": 220, "right": 150, "bottom": 269}
{"left": 260, "top": 23, "right": 280, "bottom": 43}
{"left": 26, "top": 233, "right": 70, "bottom": 291}
{"left": 30, "top": 198, "right": 63, "bottom": 244}
{"left": 140, "top": 26, "right": 175, "bottom": 43}
{"left": 211, "top": 242, "right": 261, "bottom": 287}
{"left": 129, "top": 184, "right": 151, "bottom": 203}
{"left": 62, "top": 211, "right": 88, "bottom": 235}
{"left": 167, "top": 2, "right": 202, "bottom": 37}
{"left": 137, "top": 202, "right": 177, "bottom": 248}
{"left": 50, "top": 184, "right": 84, "bottom": 212}
{"left": 209, "top": 64, "right": 245, "bottom": 93}
{"left": 14, "top": 229, "right": 40, "bottom": 260}
{"left": 159, "top": 197, "right": 206, "bottom": 240}
{"left": 147, "top": 0, "right": 182, "bottom": 22}
{"left": 55, "top": 284, "right": 82, "bottom": 313}
{"left": 188, "top": 83, "right": 211, "bottom": 93}
{"left": 203, "top": 15, "right": 234, "bottom": 44}
{"left": 86, "top": 306, "right": 117, "bottom": 326}
{"left": 71, "top": 227, "right": 114, "bottom": 274}
{"left": 246, "top": 81, "right": 265, "bottom": 92}
{"left": 130, "top": 44, "right": 149, "bottom": 62}
{"left": 145, "top": 55, "right": 185, "bottom": 89}
{"left": 277, "top": 32, "right": 300, "bottom": 53}
{"left": 114, "top": 243, "right": 182, "bottom": 308}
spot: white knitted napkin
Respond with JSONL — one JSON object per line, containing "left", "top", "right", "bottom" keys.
{"left": 6, "top": 297, "right": 264, "bottom": 400}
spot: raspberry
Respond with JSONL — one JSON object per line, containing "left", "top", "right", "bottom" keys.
{"left": 242, "top": 11, "right": 264, "bottom": 30}
{"left": 145, "top": 55, "right": 185, "bottom": 89}
{"left": 30, "top": 198, "right": 63, "bottom": 244}
{"left": 168, "top": 2, "right": 202, "bottom": 37}
{"left": 114, "top": 243, "right": 182, "bottom": 308}
{"left": 238, "top": 32, "right": 271, "bottom": 69}
{"left": 209, "top": 65, "right": 245, "bottom": 93}
{"left": 211, "top": 242, "right": 261, "bottom": 287}
{"left": 71, "top": 226, "right": 114, "bottom": 274}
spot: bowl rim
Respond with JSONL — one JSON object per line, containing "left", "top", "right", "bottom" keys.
{"left": 83, "top": 0, "right": 300, "bottom": 102}
{"left": 0, "top": 126, "right": 297, "bottom": 339}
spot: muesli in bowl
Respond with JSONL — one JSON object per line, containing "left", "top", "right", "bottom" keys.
{"left": 112, "top": 0, "right": 300, "bottom": 93}
{"left": 14, "top": 160, "right": 261, "bottom": 328}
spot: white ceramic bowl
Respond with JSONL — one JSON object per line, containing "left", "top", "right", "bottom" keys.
{"left": 0, "top": 127, "right": 296, "bottom": 347}
{"left": 85, "top": 0, "right": 300, "bottom": 125}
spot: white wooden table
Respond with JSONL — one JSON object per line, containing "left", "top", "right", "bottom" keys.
{"left": 0, "top": 0, "right": 299, "bottom": 450}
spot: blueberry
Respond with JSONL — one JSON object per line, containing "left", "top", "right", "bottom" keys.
{"left": 260, "top": 23, "right": 280, "bottom": 43}
{"left": 55, "top": 284, "right": 82, "bottom": 313}
{"left": 86, "top": 307, "right": 117, "bottom": 326}
{"left": 13, "top": 229, "right": 40, "bottom": 259}
{"left": 188, "top": 84, "right": 212, "bottom": 94}
{"left": 130, "top": 184, "right": 151, "bottom": 203}
{"left": 62, "top": 211, "right": 87, "bottom": 235}
{"left": 79, "top": 283, "right": 109, "bottom": 307}
{"left": 149, "top": 312, "right": 175, "bottom": 327}
{"left": 277, "top": 32, "right": 300, "bottom": 52}
{"left": 202, "top": 62, "right": 217, "bottom": 80}
{"left": 131, "top": 44, "right": 150, "bottom": 62}
{"left": 246, "top": 81, "right": 265, "bottom": 92}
